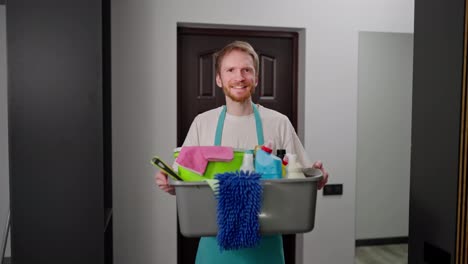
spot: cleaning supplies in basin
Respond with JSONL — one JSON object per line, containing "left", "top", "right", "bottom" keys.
{"left": 175, "top": 146, "right": 234, "bottom": 175}
{"left": 239, "top": 150, "right": 255, "bottom": 172}
{"left": 276, "top": 149, "right": 287, "bottom": 177}
{"left": 254, "top": 143, "right": 282, "bottom": 179}
{"left": 285, "top": 154, "right": 305, "bottom": 179}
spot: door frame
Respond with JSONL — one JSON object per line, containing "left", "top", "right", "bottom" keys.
{"left": 177, "top": 26, "right": 300, "bottom": 264}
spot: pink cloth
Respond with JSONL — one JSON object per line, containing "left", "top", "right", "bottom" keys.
{"left": 176, "top": 146, "right": 234, "bottom": 175}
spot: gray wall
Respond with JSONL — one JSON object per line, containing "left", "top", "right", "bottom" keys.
{"left": 356, "top": 32, "right": 413, "bottom": 240}
{"left": 0, "top": 5, "right": 10, "bottom": 258}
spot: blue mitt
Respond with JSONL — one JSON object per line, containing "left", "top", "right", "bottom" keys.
{"left": 215, "top": 170, "right": 263, "bottom": 251}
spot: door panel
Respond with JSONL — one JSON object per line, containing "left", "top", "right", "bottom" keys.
{"left": 177, "top": 27, "right": 298, "bottom": 264}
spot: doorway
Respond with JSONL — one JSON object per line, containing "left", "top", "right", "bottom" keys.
{"left": 355, "top": 32, "right": 413, "bottom": 263}
{"left": 177, "top": 26, "right": 299, "bottom": 263}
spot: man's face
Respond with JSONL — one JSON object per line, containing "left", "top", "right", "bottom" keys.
{"left": 216, "top": 50, "right": 258, "bottom": 103}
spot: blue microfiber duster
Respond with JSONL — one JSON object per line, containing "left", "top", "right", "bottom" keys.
{"left": 215, "top": 170, "right": 263, "bottom": 251}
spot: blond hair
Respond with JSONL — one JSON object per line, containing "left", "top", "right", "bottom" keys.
{"left": 214, "top": 41, "right": 259, "bottom": 76}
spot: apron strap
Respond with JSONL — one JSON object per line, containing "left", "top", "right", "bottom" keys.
{"left": 253, "top": 103, "right": 264, "bottom": 145}
{"left": 214, "top": 101, "right": 264, "bottom": 146}
{"left": 214, "top": 105, "right": 227, "bottom": 146}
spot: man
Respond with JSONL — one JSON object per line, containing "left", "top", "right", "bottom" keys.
{"left": 156, "top": 40, "right": 329, "bottom": 263}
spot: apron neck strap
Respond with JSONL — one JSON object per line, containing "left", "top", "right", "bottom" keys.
{"left": 214, "top": 101, "right": 264, "bottom": 146}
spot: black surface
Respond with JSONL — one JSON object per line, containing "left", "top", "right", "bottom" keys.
{"left": 424, "top": 242, "right": 451, "bottom": 263}
{"left": 0, "top": 1, "right": 5, "bottom": 6}
{"left": 7, "top": 1, "right": 111, "bottom": 263}
{"left": 102, "top": 0, "right": 113, "bottom": 213}
{"left": 409, "top": 0, "right": 464, "bottom": 263}
{"left": 322, "top": 184, "right": 343, "bottom": 196}
{"left": 356, "top": 236, "right": 408, "bottom": 247}
{"left": 102, "top": 0, "right": 113, "bottom": 262}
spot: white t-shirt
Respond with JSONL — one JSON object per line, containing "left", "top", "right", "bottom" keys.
{"left": 182, "top": 105, "right": 312, "bottom": 167}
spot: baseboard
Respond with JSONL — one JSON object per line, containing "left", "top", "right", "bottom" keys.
{"left": 356, "top": 236, "right": 408, "bottom": 247}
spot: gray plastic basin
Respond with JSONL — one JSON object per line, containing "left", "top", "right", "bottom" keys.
{"left": 171, "top": 169, "right": 323, "bottom": 237}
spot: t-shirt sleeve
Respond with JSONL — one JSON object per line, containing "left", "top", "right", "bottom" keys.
{"left": 283, "top": 119, "right": 313, "bottom": 168}
{"left": 182, "top": 115, "right": 200, "bottom": 147}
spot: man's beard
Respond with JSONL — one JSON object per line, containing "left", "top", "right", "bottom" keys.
{"left": 222, "top": 82, "right": 256, "bottom": 103}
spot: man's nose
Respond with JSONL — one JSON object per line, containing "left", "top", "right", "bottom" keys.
{"left": 233, "top": 69, "right": 245, "bottom": 81}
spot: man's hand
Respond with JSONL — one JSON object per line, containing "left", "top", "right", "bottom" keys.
{"left": 312, "top": 160, "right": 329, "bottom": 190}
{"left": 155, "top": 171, "right": 175, "bottom": 195}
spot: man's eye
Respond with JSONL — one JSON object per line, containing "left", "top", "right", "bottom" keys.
{"left": 227, "top": 68, "right": 234, "bottom": 72}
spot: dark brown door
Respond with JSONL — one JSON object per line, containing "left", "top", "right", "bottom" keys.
{"left": 177, "top": 27, "right": 298, "bottom": 264}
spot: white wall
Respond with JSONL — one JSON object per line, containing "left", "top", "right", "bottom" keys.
{"left": 112, "top": 1, "right": 414, "bottom": 263}
{"left": 0, "top": 5, "right": 10, "bottom": 258}
{"left": 356, "top": 32, "right": 413, "bottom": 240}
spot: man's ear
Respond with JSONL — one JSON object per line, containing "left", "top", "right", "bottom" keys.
{"left": 216, "top": 74, "right": 222, "bottom": 88}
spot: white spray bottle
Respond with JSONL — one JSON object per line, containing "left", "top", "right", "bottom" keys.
{"left": 285, "top": 154, "right": 305, "bottom": 179}
{"left": 240, "top": 150, "right": 255, "bottom": 173}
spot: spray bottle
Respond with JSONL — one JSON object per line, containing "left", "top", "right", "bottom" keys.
{"left": 254, "top": 142, "right": 282, "bottom": 179}
{"left": 276, "top": 149, "right": 287, "bottom": 177}
{"left": 285, "top": 154, "right": 305, "bottom": 179}
{"left": 239, "top": 150, "right": 255, "bottom": 173}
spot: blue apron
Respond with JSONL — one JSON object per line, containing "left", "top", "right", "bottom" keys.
{"left": 195, "top": 102, "right": 285, "bottom": 264}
